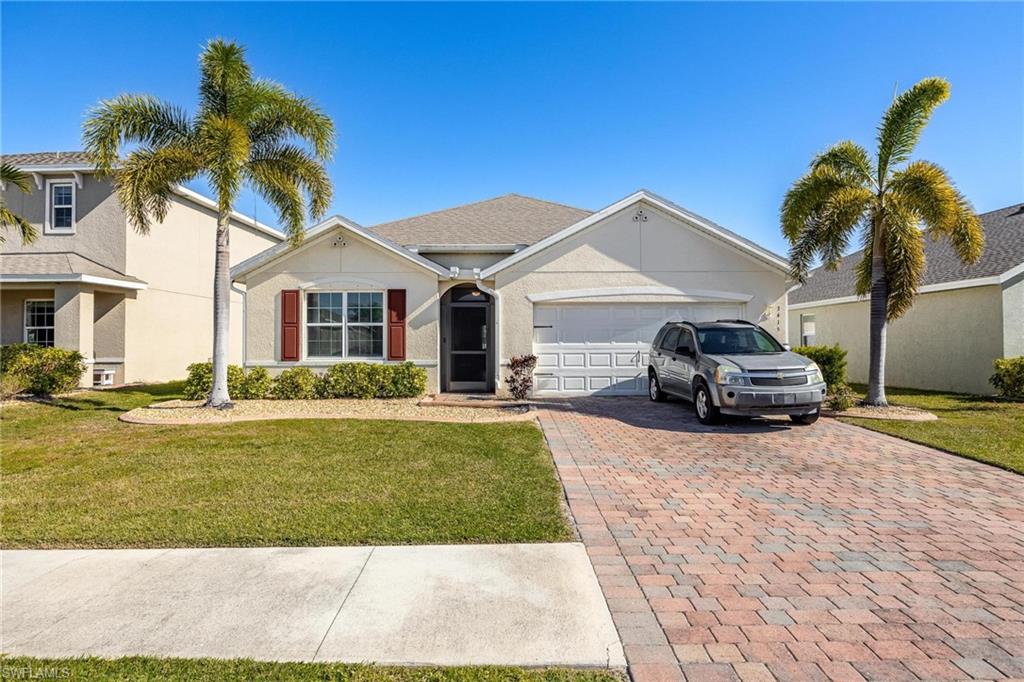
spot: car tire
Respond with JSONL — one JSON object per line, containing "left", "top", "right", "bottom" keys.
{"left": 790, "top": 411, "right": 820, "bottom": 425}
{"left": 648, "top": 372, "right": 666, "bottom": 402}
{"left": 693, "top": 383, "right": 721, "bottom": 425}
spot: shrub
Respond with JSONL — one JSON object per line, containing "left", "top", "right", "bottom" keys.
{"left": 273, "top": 366, "right": 319, "bottom": 399}
{"left": 1, "top": 343, "right": 41, "bottom": 373}
{"left": 317, "top": 362, "right": 427, "bottom": 399}
{"left": 826, "top": 382, "right": 855, "bottom": 412}
{"left": 182, "top": 362, "right": 246, "bottom": 400}
{"left": 506, "top": 354, "right": 538, "bottom": 400}
{"left": 0, "top": 372, "right": 30, "bottom": 400}
{"left": 794, "top": 344, "right": 847, "bottom": 390}
{"left": 5, "top": 347, "right": 86, "bottom": 396}
{"left": 991, "top": 357, "right": 1024, "bottom": 398}
{"left": 238, "top": 366, "right": 274, "bottom": 399}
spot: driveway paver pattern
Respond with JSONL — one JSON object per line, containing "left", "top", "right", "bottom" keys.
{"left": 537, "top": 397, "right": 1024, "bottom": 682}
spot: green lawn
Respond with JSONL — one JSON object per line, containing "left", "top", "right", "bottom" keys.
{"left": 841, "top": 385, "right": 1024, "bottom": 475}
{"left": 1, "top": 384, "right": 572, "bottom": 548}
{"left": 0, "top": 658, "right": 621, "bottom": 682}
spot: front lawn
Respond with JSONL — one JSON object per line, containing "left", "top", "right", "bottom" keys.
{"left": 841, "top": 385, "right": 1024, "bottom": 475}
{"left": 1, "top": 384, "right": 572, "bottom": 548}
{"left": 0, "top": 658, "right": 621, "bottom": 682}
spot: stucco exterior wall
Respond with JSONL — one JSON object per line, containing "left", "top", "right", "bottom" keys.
{"left": 243, "top": 229, "right": 442, "bottom": 391}
{"left": 0, "top": 174, "right": 127, "bottom": 272}
{"left": 122, "top": 195, "right": 281, "bottom": 382}
{"left": 494, "top": 201, "right": 790, "bottom": 361}
{"left": 0, "top": 288, "right": 53, "bottom": 345}
{"left": 1003, "top": 276, "right": 1024, "bottom": 359}
{"left": 787, "top": 285, "right": 1004, "bottom": 394}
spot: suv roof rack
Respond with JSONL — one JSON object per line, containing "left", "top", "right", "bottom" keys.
{"left": 714, "top": 319, "right": 755, "bottom": 325}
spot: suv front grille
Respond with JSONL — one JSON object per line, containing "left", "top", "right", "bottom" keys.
{"left": 749, "top": 375, "right": 808, "bottom": 387}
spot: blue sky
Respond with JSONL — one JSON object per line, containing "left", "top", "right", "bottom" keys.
{"left": 3, "top": 2, "right": 1021, "bottom": 254}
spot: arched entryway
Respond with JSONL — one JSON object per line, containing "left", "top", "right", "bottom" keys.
{"left": 440, "top": 284, "right": 494, "bottom": 393}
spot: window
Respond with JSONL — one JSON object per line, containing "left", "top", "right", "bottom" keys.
{"left": 696, "top": 326, "right": 784, "bottom": 354}
{"left": 24, "top": 300, "right": 55, "bottom": 347}
{"left": 306, "top": 291, "right": 384, "bottom": 358}
{"left": 677, "top": 329, "right": 695, "bottom": 354}
{"left": 659, "top": 327, "right": 681, "bottom": 353}
{"left": 45, "top": 180, "right": 75, "bottom": 234}
{"left": 800, "top": 314, "right": 816, "bottom": 346}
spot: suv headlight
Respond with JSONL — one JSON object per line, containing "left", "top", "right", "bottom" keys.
{"left": 806, "top": 363, "right": 824, "bottom": 384}
{"left": 714, "top": 366, "right": 745, "bottom": 385}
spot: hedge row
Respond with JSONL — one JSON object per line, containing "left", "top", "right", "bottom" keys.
{"left": 0, "top": 343, "right": 86, "bottom": 398}
{"left": 183, "top": 361, "right": 427, "bottom": 401}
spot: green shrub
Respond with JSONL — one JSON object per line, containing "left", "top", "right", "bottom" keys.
{"left": 6, "top": 347, "right": 86, "bottom": 396}
{"left": 826, "top": 382, "right": 855, "bottom": 412}
{"left": 238, "top": 366, "right": 274, "bottom": 399}
{"left": 506, "top": 355, "right": 537, "bottom": 400}
{"left": 0, "top": 372, "right": 30, "bottom": 399}
{"left": 182, "top": 362, "right": 246, "bottom": 400}
{"left": 991, "top": 356, "right": 1024, "bottom": 398}
{"left": 794, "top": 344, "right": 847, "bottom": 390}
{"left": 273, "top": 367, "right": 319, "bottom": 399}
{"left": 317, "top": 362, "right": 427, "bottom": 399}
{"left": 1, "top": 343, "right": 42, "bottom": 373}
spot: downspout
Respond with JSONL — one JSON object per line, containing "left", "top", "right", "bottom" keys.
{"left": 473, "top": 268, "right": 501, "bottom": 390}
{"left": 231, "top": 281, "right": 247, "bottom": 369}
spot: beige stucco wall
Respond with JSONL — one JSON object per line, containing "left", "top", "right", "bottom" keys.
{"left": 0, "top": 288, "right": 54, "bottom": 345}
{"left": 122, "top": 195, "right": 281, "bottom": 383}
{"left": 1003, "top": 276, "right": 1024, "bottom": 359}
{"left": 787, "top": 285, "right": 1004, "bottom": 394}
{"left": 494, "top": 201, "right": 790, "bottom": 361}
{"left": 243, "top": 228, "right": 442, "bottom": 391}
{"left": 1, "top": 174, "right": 127, "bottom": 272}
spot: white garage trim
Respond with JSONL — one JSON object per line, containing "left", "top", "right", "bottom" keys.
{"left": 527, "top": 286, "right": 754, "bottom": 304}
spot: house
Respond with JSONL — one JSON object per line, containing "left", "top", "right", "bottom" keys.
{"left": 1, "top": 152, "right": 282, "bottom": 386}
{"left": 231, "top": 190, "right": 791, "bottom": 396}
{"left": 788, "top": 203, "right": 1024, "bottom": 395}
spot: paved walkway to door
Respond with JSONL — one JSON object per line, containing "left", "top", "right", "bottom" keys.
{"left": 537, "top": 398, "right": 1024, "bottom": 682}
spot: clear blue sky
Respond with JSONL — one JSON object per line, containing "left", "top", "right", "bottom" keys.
{"left": 3, "top": 2, "right": 1021, "bottom": 254}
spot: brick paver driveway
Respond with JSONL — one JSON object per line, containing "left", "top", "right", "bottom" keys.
{"left": 537, "top": 397, "right": 1024, "bottom": 682}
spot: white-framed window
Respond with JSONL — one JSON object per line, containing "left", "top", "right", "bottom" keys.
{"left": 45, "top": 179, "right": 76, "bottom": 234}
{"left": 305, "top": 291, "right": 384, "bottom": 359}
{"left": 800, "top": 314, "right": 816, "bottom": 346}
{"left": 24, "top": 299, "right": 55, "bottom": 347}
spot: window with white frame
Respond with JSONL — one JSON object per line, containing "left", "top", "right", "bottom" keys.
{"left": 46, "top": 180, "right": 76, "bottom": 233}
{"left": 800, "top": 314, "right": 816, "bottom": 346}
{"left": 306, "top": 291, "right": 384, "bottom": 358}
{"left": 25, "top": 300, "right": 55, "bottom": 347}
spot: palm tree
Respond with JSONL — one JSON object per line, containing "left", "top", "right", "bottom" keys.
{"left": 84, "top": 39, "right": 334, "bottom": 407}
{"left": 1, "top": 162, "right": 38, "bottom": 244}
{"left": 782, "top": 77, "right": 983, "bottom": 406}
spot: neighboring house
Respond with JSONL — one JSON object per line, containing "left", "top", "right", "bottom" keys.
{"left": 231, "top": 190, "right": 791, "bottom": 396}
{"left": 0, "top": 152, "right": 282, "bottom": 386}
{"left": 788, "top": 203, "right": 1024, "bottom": 395}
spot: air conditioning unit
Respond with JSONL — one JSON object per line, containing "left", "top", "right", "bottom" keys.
{"left": 93, "top": 368, "right": 115, "bottom": 387}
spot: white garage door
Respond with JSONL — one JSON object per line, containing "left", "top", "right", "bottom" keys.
{"left": 532, "top": 302, "right": 744, "bottom": 395}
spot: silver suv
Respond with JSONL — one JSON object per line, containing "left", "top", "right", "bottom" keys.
{"left": 647, "top": 320, "right": 826, "bottom": 425}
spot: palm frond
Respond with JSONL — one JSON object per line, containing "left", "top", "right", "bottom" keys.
{"left": 882, "top": 197, "right": 926, "bottom": 320}
{"left": 876, "top": 77, "right": 950, "bottom": 184}
{"left": 854, "top": 221, "right": 875, "bottom": 298}
{"left": 249, "top": 144, "right": 332, "bottom": 218}
{"left": 82, "top": 95, "right": 192, "bottom": 174}
{"left": 817, "top": 186, "right": 874, "bottom": 269}
{"left": 115, "top": 146, "right": 202, "bottom": 233}
{"left": 196, "top": 114, "right": 250, "bottom": 211}
{"left": 0, "top": 163, "right": 38, "bottom": 244}
{"left": 811, "top": 140, "right": 875, "bottom": 187}
{"left": 199, "top": 39, "right": 253, "bottom": 117}
{"left": 245, "top": 162, "right": 306, "bottom": 245}
{"left": 0, "top": 162, "right": 33, "bottom": 193}
{"left": 246, "top": 79, "right": 336, "bottom": 160}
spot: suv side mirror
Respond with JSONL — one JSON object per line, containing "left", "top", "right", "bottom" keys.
{"left": 676, "top": 344, "right": 695, "bottom": 357}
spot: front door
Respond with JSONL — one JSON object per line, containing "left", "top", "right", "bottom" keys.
{"left": 443, "top": 287, "right": 492, "bottom": 392}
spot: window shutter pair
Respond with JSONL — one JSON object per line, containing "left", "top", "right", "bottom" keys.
{"left": 279, "top": 289, "right": 406, "bottom": 361}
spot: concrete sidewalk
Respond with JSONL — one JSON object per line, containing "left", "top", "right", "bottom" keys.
{"left": 2, "top": 543, "right": 624, "bottom": 667}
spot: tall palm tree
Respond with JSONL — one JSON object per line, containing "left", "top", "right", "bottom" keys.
{"left": 1, "top": 162, "right": 38, "bottom": 244}
{"left": 782, "top": 77, "right": 983, "bottom": 406}
{"left": 84, "top": 39, "right": 334, "bottom": 407}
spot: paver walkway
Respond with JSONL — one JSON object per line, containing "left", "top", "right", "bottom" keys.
{"left": 2, "top": 543, "right": 623, "bottom": 667}
{"left": 538, "top": 397, "right": 1024, "bottom": 682}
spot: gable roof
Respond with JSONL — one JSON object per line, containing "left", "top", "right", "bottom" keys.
{"left": 2, "top": 151, "right": 94, "bottom": 167}
{"left": 790, "top": 203, "right": 1024, "bottom": 305}
{"left": 480, "top": 189, "right": 790, "bottom": 278}
{"left": 231, "top": 215, "right": 451, "bottom": 282}
{"left": 369, "top": 193, "right": 592, "bottom": 248}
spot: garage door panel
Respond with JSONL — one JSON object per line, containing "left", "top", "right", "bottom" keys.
{"left": 533, "top": 301, "right": 743, "bottom": 396}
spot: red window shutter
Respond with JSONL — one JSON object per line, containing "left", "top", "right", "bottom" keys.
{"left": 281, "top": 289, "right": 300, "bottom": 361}
{"left": 387, "top": 289, "right": 406, "bottom": 360}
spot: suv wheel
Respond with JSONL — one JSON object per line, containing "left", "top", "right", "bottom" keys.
{"left": 790, "top": 410, "right": 819, "bottom": 425}
{"left": 694, "top": 383, "right": 721, "bottom": 425}
{"left": 648, "top": 372, "right": 666, "bottom": 402}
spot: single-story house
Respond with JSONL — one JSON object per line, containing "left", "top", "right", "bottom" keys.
{"left": 231, "top": 190, "right": 791, "bottom": 396}
{"left": 788, "top": 203, "right": 1024, "bottom": 395}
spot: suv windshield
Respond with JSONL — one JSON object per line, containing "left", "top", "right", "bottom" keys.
{"left": 697, "top": 327, "right": 784, "bottom": 354}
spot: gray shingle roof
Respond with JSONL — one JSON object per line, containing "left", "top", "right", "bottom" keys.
{"left": 369, "top": 193, "right": 592, "bottom": 247}
{"left": 790, "top": 203, "right": 1024, "bottom": 304}
{"left": 0, "top": 252, "right": 145, "bottom": 285}
{"left": 2, "top": 151, "right": 93, "bottom": 167}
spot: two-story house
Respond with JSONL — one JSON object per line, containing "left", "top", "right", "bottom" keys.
{"left": 1, "top": 152, "right": 282, "bottom": 386}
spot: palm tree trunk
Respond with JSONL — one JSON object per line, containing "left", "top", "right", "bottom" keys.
{"left": 866, "top": 217, "right": 889, "bottom": 407}
{"left": 207, "top": 211, "right": 233, "bottom": 408}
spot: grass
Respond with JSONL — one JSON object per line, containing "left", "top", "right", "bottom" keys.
{"left": 1, "top": 384, "right": 572, "bottom": 548}
{"left": 0, "top": 658, "right": 622, "bottom": 682}
{"left": 841, "top": 384, "right": 1024, "bottom": 475}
